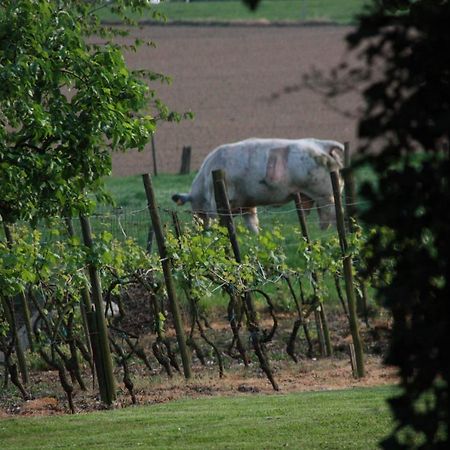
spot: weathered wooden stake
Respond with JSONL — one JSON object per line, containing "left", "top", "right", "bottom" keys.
{"left": 142, "top": 173, "right": 192, "bottom": 379}
{"left": 294, "top": 193, "right": 332, "bottom": 357}
{"left": 330, "top": 172, "right": 365, "bottom": 378}
{"left": 65, "top": 217, "right": 93, "bottom": 363}
{"left": 79, "top": 215, "right": 116, "bottom": 404}
{"left": 146, "top": 226, "right": 154, "bottom": 254}
{"left": 212, "top": 171, "right": 242, "bottom": 262}
{"left": 179, "top": 146, "right": 192, "bottom": 175}
{"left": 342, "top": 143, "right": 369, "bottom": 320}
{"left": 342, "top": 142, "right": 357, "bottom": 231}
{"left": 151, "top": 133, "right": 158, "bottom": 176}
{"left": 349, "top": 343, "right": 358, "bottom": 379}
{"left": 212, "top": 169, "right": 279, "bottom": 391}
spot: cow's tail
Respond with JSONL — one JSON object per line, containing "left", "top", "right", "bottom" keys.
{"left": 172, "top": 193, "right": 192, "bottom": 205}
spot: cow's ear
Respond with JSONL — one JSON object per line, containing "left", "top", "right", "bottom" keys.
{"left": 329, "top": 146, "right": 344, "bottom": 168}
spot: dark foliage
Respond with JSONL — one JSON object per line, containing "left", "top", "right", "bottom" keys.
{"left": 345, "top": 1, "right": 449, "bottom": 447}
{"left": 242, "top": 0, "right": 262, "bottom": 11}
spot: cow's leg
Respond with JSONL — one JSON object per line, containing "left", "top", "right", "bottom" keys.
{"left": 299, "top": 192, "right": 314, "bottom": 216}
{"left": 243, "top": 207, "right": 259, "bottom": 233}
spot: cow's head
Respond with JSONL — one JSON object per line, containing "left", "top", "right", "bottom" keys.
{"left": 172, "top": 193, "right": 192, "bottom": 206}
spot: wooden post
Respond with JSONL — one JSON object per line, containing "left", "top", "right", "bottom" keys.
{"left": 342, "top": 142, "right": 357, "bottom": 232}
{"left": 348, "top": 343, "right": 358, "bottom": 379}
{"left": 151, "top": 133, "right": 158, "bottom": 176}
{"left": 294, "top": 194, "right": 332, "bottom": 357}
{"left": 79, "top": 215, "right": 116, "bottom": 404}
{"left": 212, "top": 169, "right": 279, "bottom": 391}
{"left": 146, "top": 226, "right": 154, "bottom": 254}
{"left": 342, "top": 143, "right": 368, "bottom": 320}
{"left": 330, "top": 172, "right": 365, "bottom": 378}
{"left": 179, "top": 146, "right": 192, "bottom": 175}
{"left": 211, "top": 170, "right": 242, "bottom": 262}
{"left": 85, "top": 307, "right": 107, "bottom": 398}
{"left": 142, "top": 173, "right": 192, "bottom": 379}
{"left": 65, "top": 217, "right": 93, "bottom": 362}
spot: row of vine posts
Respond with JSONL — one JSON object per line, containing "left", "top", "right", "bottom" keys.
{"left": 140, "top": 141, "right": 365, "bottom": 385}
{"left": 1, "top": 141, "right": 368, "bottom": 410}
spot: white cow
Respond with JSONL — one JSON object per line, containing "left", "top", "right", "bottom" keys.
{"left": 172, "top": 138, "right": 344, "bottom": 232}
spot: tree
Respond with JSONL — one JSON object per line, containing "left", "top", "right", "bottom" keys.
{"left": 328, "top": 1, "right": 449, "bottom": 447}
{"left": 247, "top": 0, "right": 449, "bottom": 446}
{"left": 0, "top": 0, "right": 178, "bottom": 404}
{"left": 0, "top": 0, "right": 173, "bottom": 223}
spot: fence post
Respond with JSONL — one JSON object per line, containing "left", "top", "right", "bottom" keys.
{"left": 330, "top": 172, "right": 365, "bottom": 378}
{"left": 146, "top": 226, "right": 154, "bottom": 254}
{"left": 294, "top": 193, "right": 332, "bottom": 357}
{"left": 179, "top": 146, "right": 192, "bottom": 175}
{"left": 151, "top": 133, "right": 158, "bottom": 176}
{"left": 64, "top": 217, "right": 93, "bottom": 363}
{"left": 211, "top": 171, "right": 242, "bottom": 261}
{"left": 79, "top": 214, "right": 117, "bottom": 404}
{"left": 343, "top": 142, "right": 357, "bottom": 231}
{"left": 212, "top": 169, "right": 279, "bottom": 391}
{"left": 342, "top": 143, "right": 369, "bottom": 320}
{"left": 142, "top": 173, "right": 192, "bottom": 380}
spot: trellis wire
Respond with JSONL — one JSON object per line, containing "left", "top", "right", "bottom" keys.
{"left": 4, "top": 196, "right": 366, "bottom": 248}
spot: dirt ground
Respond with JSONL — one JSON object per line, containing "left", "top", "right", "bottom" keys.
{"left": 111, "top": 23, "right": 360, "bottom": 176}
{"left": 0, "top": 356, "right": 396, "bottom": 419}
{"left": 0, "top": 310, "right": 396, "bottom": 418}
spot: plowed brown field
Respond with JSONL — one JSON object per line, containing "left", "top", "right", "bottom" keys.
{"left": 112, "top": 24, "right": 360, "bottom": 176}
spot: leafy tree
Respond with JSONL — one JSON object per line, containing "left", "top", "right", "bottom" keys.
{"left": 0, "top": 0, "right": 181, "bottom": 404}
{"left": 0, "top": 0, "right": 175, "bottom": 223}
{"left": 248, "top": 0, "right": 449, "bottom": 446}
{"left": 330, "top": 1, "right": 449, "bottom": 447}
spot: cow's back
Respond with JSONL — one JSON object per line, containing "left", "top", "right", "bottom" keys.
{"left": 189, "top": 137, "right": 343, "bottom": 213}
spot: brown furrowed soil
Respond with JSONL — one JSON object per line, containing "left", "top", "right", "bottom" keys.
{"left": 112, "top": 23, "right": 360, "bottom": 176}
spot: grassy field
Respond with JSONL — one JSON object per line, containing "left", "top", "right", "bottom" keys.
{"left": 101, "top": 170, "right": 373, "bottom": 312}
{"left": 1, "top": 386, "right": 394, "bottom": 449}
{"left": 99, "top": 0, "right": 370, "bottom": 25}
{"left": 102, "top": 171, "right": 336, "bottom": 267}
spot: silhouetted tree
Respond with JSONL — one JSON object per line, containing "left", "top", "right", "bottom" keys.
{"left": 319, "top": 1, "right": 449, "bottom": 447}
{"left": 247, "top": 0, "right": 449, "bottom": 446}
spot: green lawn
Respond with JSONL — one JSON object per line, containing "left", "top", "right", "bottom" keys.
{"left": 1, "top": 386, "right": 395, "bottom": 449}
{"left": 99, "top": 0, "right": 370, "bottom": 25}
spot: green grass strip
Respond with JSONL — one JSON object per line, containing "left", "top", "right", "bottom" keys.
{"left": 99, "top": 0, "right": 370, "bottom": 25}
{"left": 1, "top": 386, "right": 395, "bottom": 449}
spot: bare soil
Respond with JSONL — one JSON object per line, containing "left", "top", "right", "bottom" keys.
{"left": 111, "top": 23, "right": 360, "bottom": 176}
{"left": 1, "top": 358, "right": 396, "bottom": 419}
{"left": 0, "top": 309, "right": 395, "bottom": 418}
